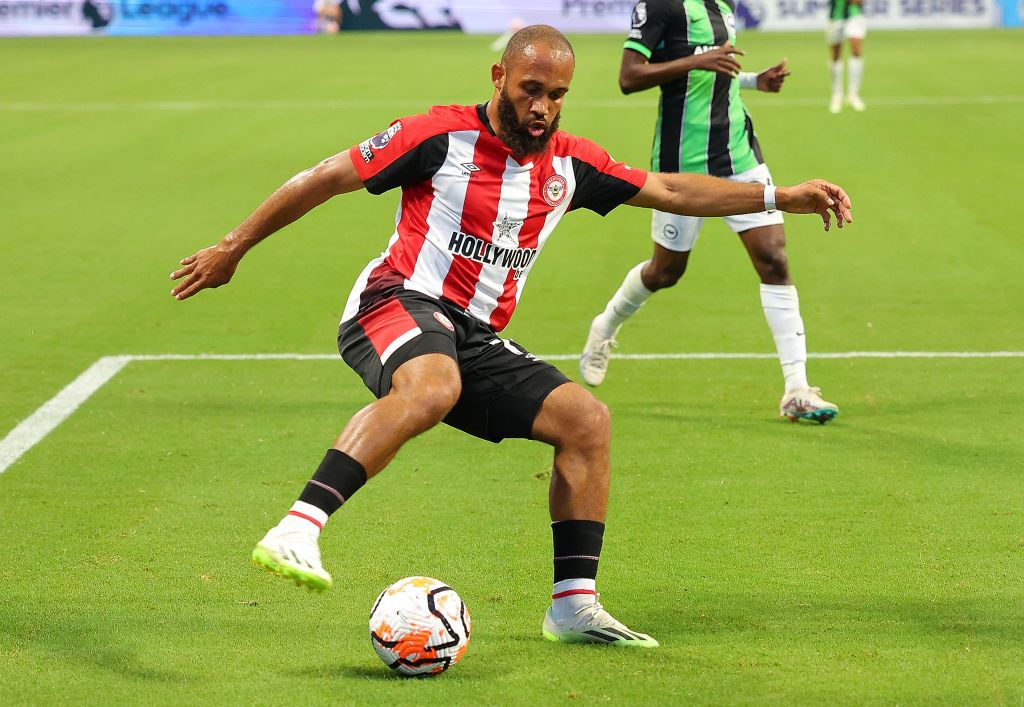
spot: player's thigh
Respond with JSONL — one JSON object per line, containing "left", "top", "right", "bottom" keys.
{"left": 847, "top": 15, "right": 867, "bottom": 40}
{"left": 443, "top": 329, "right": 570, "bottom": 444}
{"left": 723, "top": 163, "right": 785, "bottom": 235}
{"left": 338, "top": 291, "right": 460, "bottom": 399}
{"left": 530, "top": 382, "right": 609, "bottom": 449}
{"left": 652, "top": 208, "right": 701, "bottom": 253}
{"left": 825, "top": 19, "right": 845, "bottom": 46}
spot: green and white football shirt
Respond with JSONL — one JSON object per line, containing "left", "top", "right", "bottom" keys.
{"left": 624, "top": 0, "right": 764, "bottom": 177}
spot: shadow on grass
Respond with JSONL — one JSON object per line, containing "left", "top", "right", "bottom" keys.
{"left": 0, "top": 607, "right": 190, "bottom": 684}
{"left": 638, "top": 591, "right": 1024, "bottom": 647}
{"left": 289, "top": 662, "right": 493, "bottom": 681}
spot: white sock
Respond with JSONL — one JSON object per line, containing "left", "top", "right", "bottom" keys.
{"left": 279, "top": 500, "right": 327, "bottom": 537}
{"left": 593, "top": 261, "right": 654, "bottom": 337}
{"left": 830, "top": 60, "right": 844, "bottom": 96}
{"left": 760, "top": 284, "right": 809, "bottom": 393}
{"left": 847, "top": 56, "right": 864, "bottom": 97}
{"left": 550, "top": 578, "right": 598, "bottom": 622}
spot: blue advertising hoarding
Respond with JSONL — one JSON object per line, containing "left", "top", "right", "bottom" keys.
{"left": 0, "top": 1, "right": 315, "bottom": 36}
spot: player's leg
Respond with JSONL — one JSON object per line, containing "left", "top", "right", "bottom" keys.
{"left": 530, "top": 383, "right": 658, "bottom": 646}
{"left": 736, "top": 223, "right": 839, "bottom": 424}
{"left": 253, "top": 353, "right": 461, "bottom": 590}
{"left": 846, "top": 26, "right": 866, "bottom": 111}
{"left": 828, "top": 26, "right": 845, "bottom": 113}
{"left": 580, "top": 210, "right": 700, "bottom": 386}
{"left": 727, "top": 164, "right": 838, "bottom": 424}
{"left": 253, "top": 293, "right": 463, "bottom": 591}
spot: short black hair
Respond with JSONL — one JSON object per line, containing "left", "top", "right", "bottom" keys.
{"left": 501, "top": 24, "right": 574, "bottom": 67}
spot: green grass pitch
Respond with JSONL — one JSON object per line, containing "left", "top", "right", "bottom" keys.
{"left": 1, "top": 29, "right": 1023, "bottom": 704}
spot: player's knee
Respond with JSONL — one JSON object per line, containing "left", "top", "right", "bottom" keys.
{"left": 417, "top": 379, "right": 462, "bottom": 424}
{"left": 573, "top": 395, "right": 611, "bottom": 454}
{"left": 755, "top": 249, "right": 790, "bottom": 284}
{"left": 647, "top": 258, "right": 688, "bottom": 290}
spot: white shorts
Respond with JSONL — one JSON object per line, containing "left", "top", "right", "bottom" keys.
{"left": 651, "top": 162, "right": 785, "bottom": 253}
{"left": 827, "top": 15, "right": 867, "bottom": 44}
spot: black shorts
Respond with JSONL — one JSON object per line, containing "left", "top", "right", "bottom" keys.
{"left": 338, "top": 289, "right": 569, "bottom": 443}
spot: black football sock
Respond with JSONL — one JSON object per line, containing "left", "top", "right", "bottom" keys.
{"left": 550, "top": 520, "right": 604, "bottom": 614}
{"left": 286, "top": 450, "right": 366, "bottom": 528}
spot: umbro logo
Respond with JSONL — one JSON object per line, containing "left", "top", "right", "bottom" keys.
{"left": 460, "top": 162, "right": 481, "bottom": 175}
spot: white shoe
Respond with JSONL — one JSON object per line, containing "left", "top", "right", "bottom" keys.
{"left": 780, "top": 386, "right": 839, "bottom": 425}
{"left": 252, "top": 524, "right": 333, "bottom": 592}
{"left": 847, "top": 94, "right": 866, "bottom": 112}
{"left": 542, "top": 600, "right": 659, "bottom": 647}
{"left": 829, "top": 93, "right": 843, "bottom": 114}
{"left": 579, "top": 317, "right": 617, "bottom": 387}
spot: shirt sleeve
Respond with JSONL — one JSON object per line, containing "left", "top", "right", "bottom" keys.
{"left": 348, "top": 115, "right": 449, "bottom": 195}
{"left": 568, "top": 138, "right": 648, "bottom": 217}
{"left": 623, "top": 0, "right": 673, "bottom": 60}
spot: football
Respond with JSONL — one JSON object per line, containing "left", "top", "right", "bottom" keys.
{"left": 369, "top": 576, "right": 471, "bottom": 676}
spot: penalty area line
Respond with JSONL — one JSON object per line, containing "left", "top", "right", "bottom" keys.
{"left": 1, "top": 350, "right": 1021, "bottom": 476}
{"left": 0, "top": 356, "right": 131, "bottom": 476}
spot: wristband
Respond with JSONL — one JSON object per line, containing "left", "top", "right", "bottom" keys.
{"left": 763, "top": 184, "right": 777, "bottom": 212}
{"left": 738, "top": 72, "right": 758, "bottom": 90}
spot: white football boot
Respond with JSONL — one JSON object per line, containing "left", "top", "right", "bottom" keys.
{"left": 579, "top": 318, "right": 618, "bottom": 387}
{"left": 252, "top": 524, "right": 333, "bottom": 592}
{"left": 829, "top": 93, "right": 843, "bottom": 114}
{"left": 779, "top": 386, "right": 839, "bottom": 425}
{"left": 847, "top": 94, "right": 866, "bottom": 112}
{"left": 543, "top": 599, "right": 659, "bottom": 647}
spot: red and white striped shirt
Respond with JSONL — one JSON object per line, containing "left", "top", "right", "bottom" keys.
{"left": 344, "top": 104, "right": 647, "bottom": 332}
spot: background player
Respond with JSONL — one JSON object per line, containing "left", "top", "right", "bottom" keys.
{"left": 170, "top": 26, "right": 851, "bottom": 647}
{"left": 828, "top": 0, "right": 867, "bottom": 113}
{"left": 580, "top": 0, "right": 840, "bottom": 424}
{"left": 314, "top": 0, "right": 341, "bottom": 34}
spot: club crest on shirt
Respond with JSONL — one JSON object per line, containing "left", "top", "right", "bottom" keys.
{"left": 493, "top": 213, "right": 525, "bottom": 247}
{"left": 433, "top": 311, "right": 455, "bottom": 332}
{"left": 543, "top": 175, "right": 568, "bottom": 207}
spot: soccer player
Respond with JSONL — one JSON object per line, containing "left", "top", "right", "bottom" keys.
{"left": 828, "top": 0, "right": 867, "bottom": 113}
{"left": 170, "top": 26, "right": 851, "bottom": 646}
{"left": 313, "top": 0, "right": 341, "bottom": 34}
{"left": 580, "top": 0, "right": 841, "bottom": 424}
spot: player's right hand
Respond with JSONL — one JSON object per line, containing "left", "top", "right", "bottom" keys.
{"left": 694, "top": 42, "right": 744, "bottom": 77}
{"left": 170, "top": 242, "right": 240, "bottom": 300}
{"left": 777, "top": 180, "right": 853, "bottom": 232}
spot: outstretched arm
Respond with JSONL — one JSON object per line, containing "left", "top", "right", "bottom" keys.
{"left": 626, "top": 172, "right": 853, "bottom": 231}
{"left": 619, "top": 43, "right": 744, "bottom": 94}
{"left": 170, "top": 150, "right": 365, "bottom": 301}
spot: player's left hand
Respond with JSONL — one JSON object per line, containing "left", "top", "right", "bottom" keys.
{"left": 757, "top": 59, "right": 790, "bottom": 93}
{"left": 777, "top": 180, "right": 853, "bottom": 231}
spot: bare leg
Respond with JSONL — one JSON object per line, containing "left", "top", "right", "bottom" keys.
{"left": 334, "top": 353, "right": 461, "bottom": 478}
{"left": 530, "top": 382, "right": 611, "bottom": 521}
{"left": 738, "top": 224, "right": 790, "bottom": 285}
{"left": 641, "top": 243, "right": 691, "bottom": 292}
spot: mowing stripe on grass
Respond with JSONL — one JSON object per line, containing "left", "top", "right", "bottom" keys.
{"left": 1, "top": 350, "right": 1022, "bottom": 475}
{"left": 1, "top": 95, "right": 1022, "bottom": 112}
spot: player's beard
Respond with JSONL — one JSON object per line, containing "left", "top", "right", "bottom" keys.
{"left": 496, "top": 87, "right": 561, "bottom": 157}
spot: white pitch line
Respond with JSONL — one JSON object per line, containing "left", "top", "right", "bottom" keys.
{"left": 0, "top": 356, "right": 131, "bottom": 475}
{"left": 1, "top": 349, "right": 1021, "bottom": 476}
{"left": 1, "top": 95, "right": 1022, "bottom": 113}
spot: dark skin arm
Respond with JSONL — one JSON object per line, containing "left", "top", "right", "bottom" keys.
{"left": 619, "top": 43, "right": 744, "bottom": 94}
{"left": 170, "top": 150, "right": 364, "bottom": 300}
{"left": 627, "top": 172, "right": 853, "bottom": 231}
